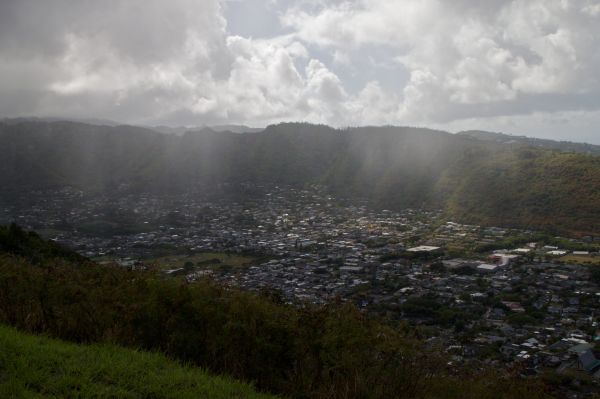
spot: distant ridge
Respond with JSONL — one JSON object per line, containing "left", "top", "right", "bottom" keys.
{"left": 457, "top": 130, "right": 600, "bottom": 155}
{"left": 1, "top": 118, "right": 264, "bottom": 135}
{"left": 149, "top": 124, "right": 264, "bottom": 135}
{"left": 3, "top": 120, "right": 600, "bottom": 235}
{"left": 0, "top": 116, "right": 122, "bottom": 127}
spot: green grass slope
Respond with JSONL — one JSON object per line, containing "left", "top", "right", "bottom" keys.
{"left": 0, "top": 324, "right": 276, "bottom": 399}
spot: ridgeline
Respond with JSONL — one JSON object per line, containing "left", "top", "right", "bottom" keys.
{"left": 2, "top": 121, "right": 600, "bottom": 235}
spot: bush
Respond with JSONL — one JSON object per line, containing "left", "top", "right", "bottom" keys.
{"left": 0, "top": 226, "right": 551, "bottom": 399}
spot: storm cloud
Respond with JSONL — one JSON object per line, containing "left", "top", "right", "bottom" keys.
{"left": 1, "top": 0, "right": 600, "bottom": 142}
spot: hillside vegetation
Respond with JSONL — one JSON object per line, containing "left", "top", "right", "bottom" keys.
{"left": 3, "top": 121, "right": 600, "bottom": 235}
{"left": 0, "top": 324, "right": 275, "bottom": 399}
{"left": 0, "top": 225, "right": 555, "bottom": 398}
{"left": 439, "top": 147, "right": 600, "bottom": 235}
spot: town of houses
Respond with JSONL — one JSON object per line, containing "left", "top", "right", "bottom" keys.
{"left": 4, "top": 185, "right": 600, "bottom": 389}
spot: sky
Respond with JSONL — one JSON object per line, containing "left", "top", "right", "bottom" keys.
{"left": 1, "top": 0, "right": 600, "bottom": 143}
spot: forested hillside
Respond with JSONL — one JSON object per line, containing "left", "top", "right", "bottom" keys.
{"left": 439, "top": 147, "right": 600, "bottom": 235}
{"left": 0, "top": 225, "right": 554, "bottom": 398}
{"left": 3, "top": 121, "right": 600, "bottom": 235}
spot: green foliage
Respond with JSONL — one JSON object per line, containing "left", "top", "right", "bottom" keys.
{"left": 472, "top": 233, "right": 542, "bottom": 253}
{"left": 507, "top": 312, "right": 538, "bottom": 327}
{"left": 401, "top": 296, "right": 480, "bottom": 329}
{"left": 429, "top": 261, "right": 447, "bottom": 273}
{"left": 0, "top": 253, "right": 433, "bottom": 398}
{"left": 401, "top": 296, "right": 442, "bottom": 318}
{"left": 0, "top": 325, "right": 275, "bottom": 399}
{"left": 589, "top": 266, "right": 600, "bottom": 285}
{"left": 0, "top": 223, "right": 85, "bottom": 264}
{"left": 441, "top": 148, "right": 600, "bottom": 236}
{"left": 0, "top": 227, "right": 555, "bottom": 399}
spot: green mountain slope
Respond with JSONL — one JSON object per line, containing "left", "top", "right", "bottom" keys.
{"left": 439, "top": 147, "right": 600, "bottom": 235}
{"left": 0, "top": 225, "right": 551, "bottom": 399}
{"left": 3, "top": 121, "right": 600, "bottom": 235}
{"left": 0, "top": 324, "right": 275, "bottom": 399}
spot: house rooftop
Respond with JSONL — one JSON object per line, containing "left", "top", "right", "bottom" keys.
{"left": 407, "top": 245, "right": 440, "bottom": 252}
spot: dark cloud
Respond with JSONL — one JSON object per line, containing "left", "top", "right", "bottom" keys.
{"left": 0, "top": 0, "right": 599, "bottom": 142}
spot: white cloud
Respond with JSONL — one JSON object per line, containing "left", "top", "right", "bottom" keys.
{"left": 0, "top": 0, "right": 231, "bottom": 122}
{"left": 1, "top": 0, "right": 600, "bottom": 141}
{"left": 0, "top": 0, "right": 354, "bottom": 126}
{"left": 282, "top": 0, "right": 600, "bottom": 127}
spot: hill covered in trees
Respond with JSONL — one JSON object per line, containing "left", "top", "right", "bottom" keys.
{"left": 0, "top": 225, "right": 556, "bottom": 398}
{"left": 2, "top": 120, "right": 600, "bottom": 235}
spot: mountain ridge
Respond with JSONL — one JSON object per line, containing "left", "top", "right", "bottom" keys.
{"left": 3, "top": 120, "right": 600, "bottom": 235}
{"left": 457, "top": 129, "right": 600, "bottom": 154}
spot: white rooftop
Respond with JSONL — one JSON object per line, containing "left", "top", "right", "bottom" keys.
{"left": 547, "top": 250, "right": 568, "bottom": 256}
{"left": 407, "top": 245, "right": 440, "bottom": 252}
{"left": 513, "top": 248, "right": 532, "bottom": 253}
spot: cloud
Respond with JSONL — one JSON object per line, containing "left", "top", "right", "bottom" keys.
{"left": 0, "top": 0, "right": 231, "bottom": 122}
{"left": 1, "top": 0, "right": 600, "bottom": 141}
{"left": 283, "top": 0, "right": 600, "bottom": 126}
{"left": 0, "top": 0, "right": 359, "bottom": 126}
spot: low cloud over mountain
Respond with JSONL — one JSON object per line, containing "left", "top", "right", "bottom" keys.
{"left": 1, "top": 1, "right": 599, "bottom": 142}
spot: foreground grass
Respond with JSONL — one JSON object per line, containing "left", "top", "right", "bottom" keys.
{"left": 0, "top": 325, "right": 277, "bottom": 399}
